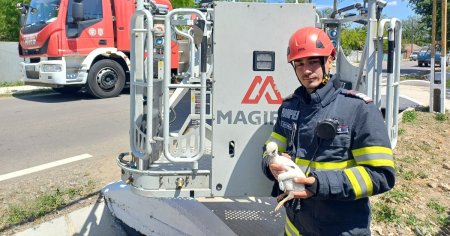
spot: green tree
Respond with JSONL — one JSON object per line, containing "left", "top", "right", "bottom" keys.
{"left": 316, "top": 7, "right": 333, "bottom": 18}
{"left": 172, "top": 0, "right": 195, "bottom": 8}
{"left": 0, "top": 0, "right": 27, "bottom": 42}
{"left": 401, "top": 15, "right": 428, "bottom": 47}
{"left": 408, "top": 0, "right": 450, "bottom": 48}
{"left": 340, "top": 27, "right": 366, "bottom": 54}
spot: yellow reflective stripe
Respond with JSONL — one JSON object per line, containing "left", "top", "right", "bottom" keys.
{"left": 285, "top": 226, "right": 293, "bottom": 236}
{"left": 344, "top": 168, "right": 363, "bottom": 199}
{"left": 265, "top": 132, "right": 287, "bottom": 152}
{"left": 352, "top": 146, "right": 394, "bottom": 168}
{"left": 265, "top": 139, "right": 286, "bottom": 152}
{"left": 352, "top": 146, "right": 392, "bottom": 156}
{"left": 358, "top": 159, "right": 395, "bottom": 168}
{"left": 357, "top": 166, "right": 373, "bottom": 197}
{"left": 285, "top": 216, "right": 300, "bottom": 236}
{"left": 270, "top": 132, "right": 287, "bottom": 143}
{"left": 295, "top": 158, "right": 356, "bottom": 170}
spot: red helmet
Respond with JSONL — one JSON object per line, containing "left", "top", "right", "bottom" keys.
{"left": 287, "top": 27, "right": 336, "bottom": 63}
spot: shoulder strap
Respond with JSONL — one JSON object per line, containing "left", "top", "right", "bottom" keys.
{"left": 341, "top": 89, "right": 373, "bottom": 104}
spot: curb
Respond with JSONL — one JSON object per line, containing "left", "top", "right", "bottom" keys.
{"left": 399, "top": 80, "right": 430, "bottom": 86}
{"left": 0, "top": 86, "right": 52, "bottom": 95}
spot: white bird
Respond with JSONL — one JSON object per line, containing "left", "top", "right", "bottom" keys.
{"left": 266, "top": 141, "right": 306, "bottom": 211}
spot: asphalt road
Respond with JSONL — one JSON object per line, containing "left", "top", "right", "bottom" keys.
{"left": 0, "top": 92, "right": 130, "bottom": 175}
{"left": 399, "top": 59, "right": 430, "bottom": 75}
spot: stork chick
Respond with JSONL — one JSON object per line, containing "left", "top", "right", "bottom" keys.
{"left": 266, "top": 142, "right": 306, "bottom": 211}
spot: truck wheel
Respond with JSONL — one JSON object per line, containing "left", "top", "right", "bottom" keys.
{"left": 418, "top": 62, "right": 422, "bottom": 67}
{"left": 52, "top": 86, "right": 82, "bottom": 94}
{"left": 86, "top": 59, "right": 125, "bottom": 98}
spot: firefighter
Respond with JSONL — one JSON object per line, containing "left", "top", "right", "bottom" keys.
{"left": 262, "top": 27, "right": 395, "bottom": 235}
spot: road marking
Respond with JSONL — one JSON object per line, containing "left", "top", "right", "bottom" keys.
{"left": 0, "top": 154, "right": 93, "bottom": 182}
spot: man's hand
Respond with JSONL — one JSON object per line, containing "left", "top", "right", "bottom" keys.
{"left": 268, "top": 153, "right": 291, "bottom": 178}
{"left": 291, "top": 176, "right": 317, "bottom": 199}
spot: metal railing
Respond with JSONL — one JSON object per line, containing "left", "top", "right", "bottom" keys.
{"left": 376, "top": 18, "right": 402, "bottom": 148}
{"left": 129, "top": 5, "right": 155, "bottom": 169}
{"left": 163, "top": 9, "right": 209, "bottom": 166}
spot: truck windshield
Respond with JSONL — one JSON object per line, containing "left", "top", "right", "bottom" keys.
{"left": 25, "top": 0, "right": 61, "bottom": 27}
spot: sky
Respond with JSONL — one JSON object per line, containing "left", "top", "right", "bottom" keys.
{"left": 314, "top": 0, "right": 416, "bottom": 20}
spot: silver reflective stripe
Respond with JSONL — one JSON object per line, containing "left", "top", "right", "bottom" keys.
{"left": 354, "top": 153, "right": 393, "bottom": 163}
{"left": 344, "top": 166, "right": 373, "bottom": 199}
{"left": 352, "top": 167, "right": 369, "bottom": 198}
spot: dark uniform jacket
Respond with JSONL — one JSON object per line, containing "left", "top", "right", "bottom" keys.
{"left": 262, "top": 78, "right": 395, "bottom": 236}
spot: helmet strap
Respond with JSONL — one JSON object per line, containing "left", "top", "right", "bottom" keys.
{"left": 320, "top": 57, "right": 330, "bottom": 85}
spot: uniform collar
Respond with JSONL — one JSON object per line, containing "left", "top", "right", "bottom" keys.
{"left": 294, "top": 77, "right": 340, "bottom": 107}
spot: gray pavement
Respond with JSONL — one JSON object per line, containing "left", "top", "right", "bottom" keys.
{"left": 396, "top": 80, "right": 450, "bottom": 110}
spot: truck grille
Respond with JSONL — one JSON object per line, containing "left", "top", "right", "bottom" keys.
{"left": 26, "top": 71, "right": 39, "bottom": 79}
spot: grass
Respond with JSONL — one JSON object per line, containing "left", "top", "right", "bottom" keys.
{"left": 2, "top": 189, "right": 68, "bottom": 226}
{"left": 0, "top": 81, "right": 24, "bottom": 87}
{"left": 404, "top": 213, "right": 419, "bottom": 226}
{"left": 400, "top": 70, "right": 429, "bottom": 81}
{"left": 416, "top": 171, "right": 428, "bottom": 179}
{"left": 427, "top": 199, "right": 450, "bottom": 226}
{"left": 428, "top": 199, "right": 446, "bottom": 214}
{"left": 434, "top": 112, "right": 448, "bottom": 121}
{"left": 398, "top": 155, "right": 418, "bottom": 164}
{"left": 437, "top": 214, "right": 450, "bottom": 226}
{"left": 372, "top": 201, "right": 400, "bottom": 223}
{"left": 0, "top": 181, "right": 96, "bottom": 231}
{"left": 417, "top": 141, "right": 432, "bottom": 152}
{"left": 373, "top": 190, "right": 447, "bottom": 229}
{"left": 402, "top": 110, "right": 418, "bottom": 123}
{"left": 398, "top": 170, "right": 416, "bottom": 181}
{"left": 384, "top": 187, "right": 412, "bottom": 204}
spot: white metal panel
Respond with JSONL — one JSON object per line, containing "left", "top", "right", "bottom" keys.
{"left": 212, "top": 2, "right": 316, "bottom": 197}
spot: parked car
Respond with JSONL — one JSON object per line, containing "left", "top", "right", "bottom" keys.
{"left": 417, "top": 47, "right": 449, "bottom": 67}
{"left": 409, "top": 51, "right": 419, "bottom": 61}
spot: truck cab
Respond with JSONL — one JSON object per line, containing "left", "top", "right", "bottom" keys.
{"left": 17, "top": 0, "right": 178, "bottom": 98}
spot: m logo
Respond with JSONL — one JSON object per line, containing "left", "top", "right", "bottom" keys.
{"left": 242, "top": 76, "right": 283, "bottom": 104}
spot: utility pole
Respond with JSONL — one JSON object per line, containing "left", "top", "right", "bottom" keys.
{"left": 430, "top": 0, "right": 438, "bottom": 112}
{"left": 440, "top": 0, "right": 447, "bottom": 113}
{"left": 412, "top": 19, "right": 415, "bottom": 54}
{"left": 430, "top": 0, "right": 447, "bottom": 113}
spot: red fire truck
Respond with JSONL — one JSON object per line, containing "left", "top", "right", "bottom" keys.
{"left": 17, "top": 0, "right": 179, "bottom": 98}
